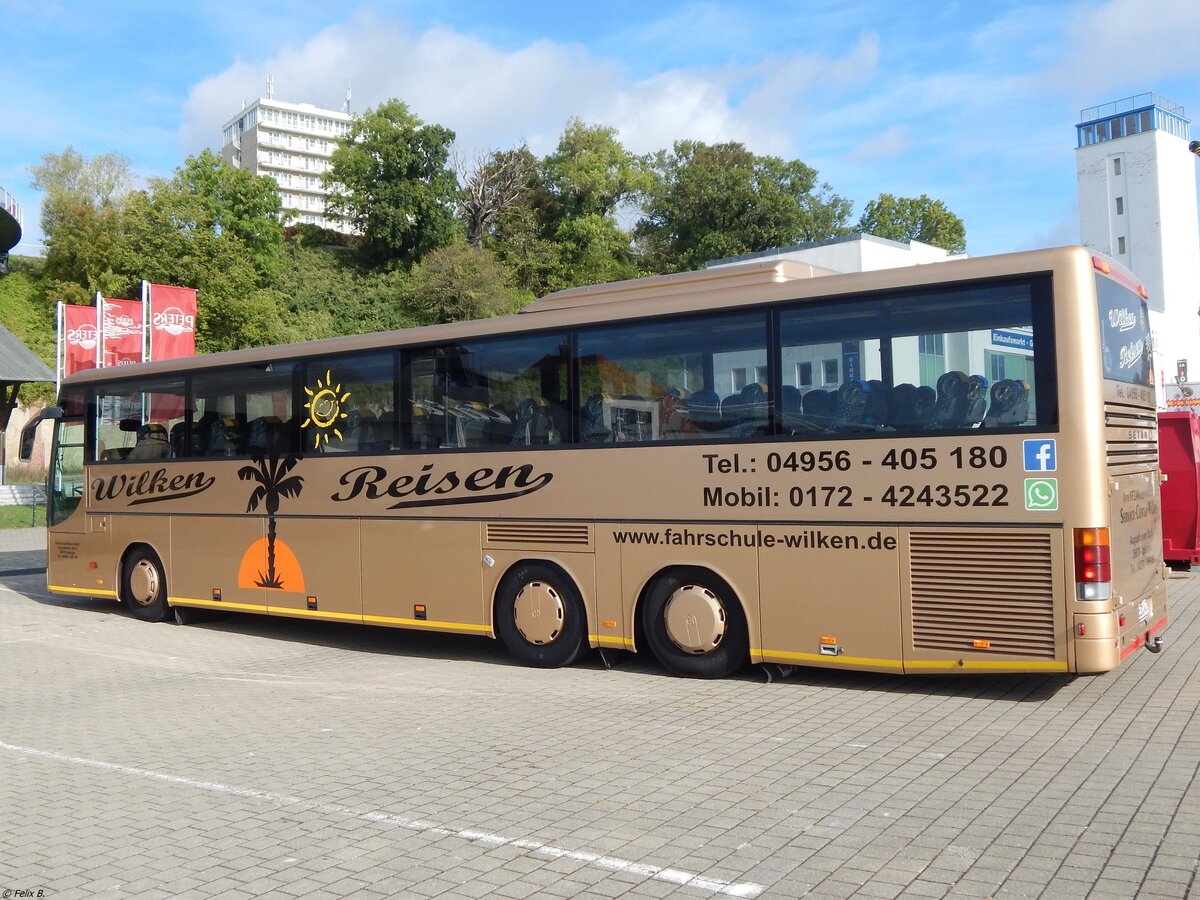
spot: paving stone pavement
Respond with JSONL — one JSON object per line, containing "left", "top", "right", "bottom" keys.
{"left": 0, "top": 531, "right": 1197, "bottom": 899}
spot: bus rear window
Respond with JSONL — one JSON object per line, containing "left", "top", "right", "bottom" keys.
{"left": 1096, "top": 276, "right": 1152, "bottom": 387}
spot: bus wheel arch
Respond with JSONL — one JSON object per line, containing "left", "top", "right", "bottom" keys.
{"left": 637, "top": 566, "right": 748, "bottom": 678}
{"left": 493, "top": 560, "right": 588, "bottom": 668}
{"left": 119, "top": 543, "right": 171, "bottom": 623}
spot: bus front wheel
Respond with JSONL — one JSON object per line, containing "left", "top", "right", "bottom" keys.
{"left": 121, "top": 547, "right": 170, "bottom": 623}
{"left": 494, "top": 562, "right": 587, "bottom": 668}
{"left": 641, "top": 568, "right": 748, "bottom": 678}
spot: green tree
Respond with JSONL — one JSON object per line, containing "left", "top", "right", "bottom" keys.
{"left": 163, "top": 149, "right": 285, "bottom": 282}
{"left": 457, "top": 145, "right": 538, "bottom": 249}
{"left": 407, "top": 243, "right": 529, "bottom": 325}
{"left": 488, "top": 198, "right": 565, "bottom": 297}
{"left": 29, "top": 147, "right": 133, "bottom": 296}
{"left": 636, "top": 140, "right": 853, "bottom": 273}
{"left": 325, "top": 99, "right": 459, "bottom": 268}
{"left": 857, "top": 193, "right": 966, "bottom": 254}
{"left": 491, "top": 119, "right": 647, "bottom": 294}
{"left": 117, "top": 153, "right": 289, "bottom": 352}
{"left": 542, "top": 119, "right": 648, "bottom": 220}
{"left": 277, "top": 239, "right": 418, "bottom": 339}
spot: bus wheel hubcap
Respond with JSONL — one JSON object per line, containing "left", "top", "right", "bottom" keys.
{"left": 664, "top": 585, "right": 726, "bottom": 654}
{"left": 513, "top": 581, "right": 564, "bottom": 645}
{"left": 129, "top": 560, "right": 159, "bottom": 606}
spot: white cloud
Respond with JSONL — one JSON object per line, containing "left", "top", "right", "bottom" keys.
{"left": 850, "top": 123, "right": 911, "bottom": 161}
{"left": 1048, "top": 0, "right": 1200, "bottom": 95}
{"left": 180, "top": 11, "right": 883, "bottom": 162}
{"left": 1020, "top": 214, "right": 1080, "bottom": 252}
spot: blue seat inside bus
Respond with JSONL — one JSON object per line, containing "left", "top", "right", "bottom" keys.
{"left": 932, "top": 371, "right": 989, "bottom": 428}
{"left": 834, "top": 380, "right": 890, "bottom": 430}
{"left": 982, "top": 379, "right": 1030, "bottom": 427}
{"left": 801, "top": 388, "right": 836, "bottom": 424}
{"left": 886, "top": 383, "right": 936, "bottom": 429}
{"left": 725, "top": 383, "right": 770, "bottom": 435}
{"left": 128, "top": 423, "right": 169, "bottom": 459}
{"left": 511, "top": 397, "right": 557, "bottom": 445}
{"left": 580, "top": 393, "right": 612, "bottom": 442}
{"left": 208, "top": 416, "right": 247, "bottom": 456}
{"left": 686, "top": 390, "right": 723, "bottom": 431}
{"left": 248, "top": 416, "right": 292, "bottom": 452}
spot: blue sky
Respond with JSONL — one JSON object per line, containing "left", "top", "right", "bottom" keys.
{"left": 2, "top": 0, "right": 1198, "bottom": 260}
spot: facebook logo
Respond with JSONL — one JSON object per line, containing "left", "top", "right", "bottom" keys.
{"left": 1023, "top": 439, "right": 1057, "bottom": 472}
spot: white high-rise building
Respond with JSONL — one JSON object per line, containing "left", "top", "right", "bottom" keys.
{"left": 221, "top": 87, "right": 354, "bottom": 234}
{"left": 1076, "top": 93, "right": 1200, "bottom": 392}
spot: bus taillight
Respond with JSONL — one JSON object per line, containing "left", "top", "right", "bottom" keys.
{"left": 1074, "top": 528, "right": 1112, "bottom": 600}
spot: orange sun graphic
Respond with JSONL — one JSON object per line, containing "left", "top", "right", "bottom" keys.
{"left": 238, "top": 537, "right": 305, "bottom": 592}
{"left": 302, "top": 370, "right": 350, "bottom": 449}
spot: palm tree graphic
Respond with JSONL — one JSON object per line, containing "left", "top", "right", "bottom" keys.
{"left": 238, "top": 453, "right": 304, "bottom": 589}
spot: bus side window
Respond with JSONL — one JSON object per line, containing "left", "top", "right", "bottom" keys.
{"left": 779, "top": 284, "right": 1042, "bottom": 436}
{"left": 576, "top": 311, "right": 768, "bottom": 444}
{"left": 420, "top": 334, "right": 568, "bottom": 450}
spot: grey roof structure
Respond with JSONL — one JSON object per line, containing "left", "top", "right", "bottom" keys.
{"left": 0, "top": 323, "right": 54, "bottom": 383}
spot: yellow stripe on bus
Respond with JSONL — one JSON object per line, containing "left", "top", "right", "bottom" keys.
{"left": 171, "top": 597, "right": 269, "bottom": 613}
{"left": 591, "top": 634, "right": 636, "bottom": 649}
{"left": 755, "top": 648, "right": 1069, "bottom": 672}
{"left": 753, "top": 648, "right": 903, "bottom": 668}
{"left": 49, "top": 585, "right": 118, "bottom": 599}
{"left": 905, "top": 659, "right": 1069, "bottom": 671}
{"left": 266, "top": 606, "right": 363, "bottom": 623}
{"left": 362, "top": 614, "right": 491, "bottom": 633}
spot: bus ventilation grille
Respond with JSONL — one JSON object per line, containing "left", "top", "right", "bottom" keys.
{"left": 1104, "top": 403, "right": 1158, "bottom": 470}
{"left": 909, "top": 531, "right": 1056, "bottom": 658}
{"left": 485, "top": 522, "right": 593, "bottom": 548}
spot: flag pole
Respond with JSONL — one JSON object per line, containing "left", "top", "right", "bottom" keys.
{"left": 94, "top": 291, "right": 104, "bottom": 369}
{"left": 141, "top": 279, "right": 150, "bottom": 363}
{"left": 55, "top": 301, "right": 63, "bottom": 397}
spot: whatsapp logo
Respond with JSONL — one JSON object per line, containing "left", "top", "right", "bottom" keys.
{"left": 1025, "top": 478, "right": 1058, "bottom": 511}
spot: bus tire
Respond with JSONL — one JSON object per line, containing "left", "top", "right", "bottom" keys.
{"left": 641, "top": 568, "right": 747, "bottom": 678}
{"left": 494, "top": 562, "right": 587, "bottom": 668}
{"left": 121, "top": 547, "right": 170, "bottom": 623}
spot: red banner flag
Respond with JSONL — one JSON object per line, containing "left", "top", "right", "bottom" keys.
{"left": 61, "top": 303, "right": 99, "bottom": 377}
{"left": 148, "top": 283, "right": 197, "bottom": 361}
{"left": 101, "top": 297, "right": 144, "bottom": 367}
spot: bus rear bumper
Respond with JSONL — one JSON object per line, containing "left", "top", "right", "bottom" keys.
{"left": 1073, "top": 610, "right": 1121, "bottom": 673}
{"left": 1074, "top": 583, "right": 1168, "bottom": 673}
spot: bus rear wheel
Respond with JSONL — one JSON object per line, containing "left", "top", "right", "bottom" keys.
{"left": 122, "top": 547, "right": 170, "bottom": 622}
{"left": 641, "top": 568, "right": 747, "bottom": 678}
{"left": 495, "top": 562, "right": 587, "bottom": 668}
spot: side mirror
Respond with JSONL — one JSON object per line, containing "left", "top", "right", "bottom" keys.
{"left": 19, "top": 406, "right": 63, "bottom": 461}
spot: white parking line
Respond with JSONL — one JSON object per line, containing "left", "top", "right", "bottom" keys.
{"left": 1, "top": 739, "right": 764, "bottom": 898}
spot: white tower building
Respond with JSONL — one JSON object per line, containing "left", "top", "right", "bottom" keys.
{"left": 1076, "top": 93, "right": 1200, "bottom": 393}
{"left": 221, "top": 86, "right": 355, "bottom": 235}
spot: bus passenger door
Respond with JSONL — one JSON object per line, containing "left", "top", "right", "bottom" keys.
{"left": 45, "top": 416, "right": 107, "bottom": 595}
{"left": 757, "top": 526, "right": 903, "bottom": 673}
